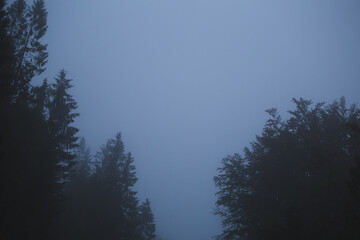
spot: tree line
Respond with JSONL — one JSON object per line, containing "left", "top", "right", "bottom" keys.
{"left": 0, "top": 1, "right": 156, "bottom": 239}
{"left": 2, "top": 1, "right": 360, "bottom": 240}
{"left": 214, "top": 98, "right": 360, "bottom": 239}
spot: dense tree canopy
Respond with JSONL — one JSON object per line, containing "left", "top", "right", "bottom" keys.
{"left": 7, "top": 0, "right": 48, "bottom": 102}
{"left": 55, "top": 134, "right": 156, "bottom": 240}
{"left": 6, "top": 0, "right": 359, "bottom": 240}
{"left": 0, "top": 1, "right": 156, "bottom": 239}
{"left": 214, "top": 98, "right": 360, "bottom": 240}
{"left": 139, "top": 199, "right": 157, "bottom": 240}
{"left": 0, "top": 1, "right": 69, "bottom": 239}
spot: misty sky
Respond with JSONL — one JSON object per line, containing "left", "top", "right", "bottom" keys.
{"left": 41, "top": 1, "right": 360, "bottom": 239}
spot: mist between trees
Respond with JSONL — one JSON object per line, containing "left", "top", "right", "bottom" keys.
{"left": 1, "top": 1, "right": 359, "bottom": 240}
{"left": 0, "top": 1, "right": 155, "bottom": 239}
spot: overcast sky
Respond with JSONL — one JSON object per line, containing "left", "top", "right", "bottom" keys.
{"left": 42, "top": 1, "right": 360, "bottom": 239}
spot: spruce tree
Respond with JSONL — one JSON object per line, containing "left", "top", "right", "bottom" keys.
{"left": 71, "top": 133, "right": 151, "bottom": 240}
{"left": 0, "top": 1, "right": 54, "bottom": 238}
{"left": 96, "top": 133, "right": 141, "bottom": 239}
{"left": 48, "top": 69, "right": 79, "bottom": 187}
{"left": 139, "top": 199, "right": 156, "bottom": 240}
{"left": 1, "top": 1, "right": 80, "bottom": 239}
{"left": 214, "top": 98, "right": 360, "bottom": 240}
{"left": 7, "top": 0, "right": 48, "bottom": 101}
{"left": 54, "top": 137, "right": 92, "bottom": 240}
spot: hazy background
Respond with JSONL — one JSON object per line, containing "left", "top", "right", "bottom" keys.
{"left": 42, "top": 1, "right": 360, "bottom": 239}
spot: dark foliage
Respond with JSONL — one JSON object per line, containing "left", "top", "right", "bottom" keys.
{"left": 1, "top": 1, "right": 156, "bottom": 239}
{"left": 139, "top": 199, "right": 157, "bottom": 240}
{"left": 0, "top": 1, "right": 77, "bottom": 239}
{"left": 214, "top": 98, "right": 360, "bottom": 240}
{"left": 55, "top": 134, "right": 156, "bottom": 240}
{"left": 0, "top": 0, "right": 15, "bottom": 103}
{"left": 7, "top": 0, "right": 48, "bottom": 102}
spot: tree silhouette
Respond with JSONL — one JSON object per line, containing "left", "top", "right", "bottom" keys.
{"left": 214, "top": 98, "right": 360, "bottom": 240}
{"left": 139, "top": 199, "right": 156, "bottom": 240}
{"left": 7, "top": 0, "right": 48, "bottom": 102}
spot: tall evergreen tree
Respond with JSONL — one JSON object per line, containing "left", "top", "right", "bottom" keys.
{"left": 139, "top": 199, "right": 156, "bottom": 240}
{"left": 1, "top": 2, "right": 158, "bottom": 239}
{"left": 94, "top": 133, "right": 141, "bottom": 240}
{"left": 54, "top": 137, "right": 92, "bottom": 240}
{"left": 54, "top": 133, "right": 157, "bottom": 240}
{"left": 48, "top": 69, "right": 79, "bottom": 187}
{"left": 214, "top": 98, "right": 360, "bottom": 240}
{"left": 7, "top": 0, "right": 48, "bottom": 101}
{"left": 0, "top": 1, "right": 55, "bottom": 239}
{"left": 0, "top": 1, "right": 82, "bottom": 239}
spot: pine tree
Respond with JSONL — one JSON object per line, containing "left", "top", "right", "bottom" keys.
{"left": 139, "top": 199, "right": 156, "bottom": 240}
{"left": 1, "top": 1, "right": 80, "bottom": 239}
{"left": 53, "top": 137, "right": 93, "bottom": 240}
{"left": 214, "top": 98, "right": 360, "bottom": 240}
{"left": 7, "top": 0, "right": 48, "bottom": 101}
{"left": 0, "top": 1, "right": 54, "bottom": 239}
{"left": 48, "top": 69, "right": 79, "bottom": 187}
{"left": 95, "top": 133, "right": 141, "bottom": 239}
{"left": 53, "top": 133, "right": 157, "bottom": 240}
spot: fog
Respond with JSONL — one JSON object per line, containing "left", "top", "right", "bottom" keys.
{"left": 41, "top": 1, "right": 360, "bottom": 239}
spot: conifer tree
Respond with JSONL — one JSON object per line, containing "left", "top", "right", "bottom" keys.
{"left": 48, "top": 69, "right": 79, "bottom": 186}
{"left": 54, "top": 137, "right": 92, "bottom": 240}
{"left": 214, "top": 98, "right": 360, "bottom": 240}
{"left": 95, "top": 133, "right": 141, "bottom": 239}
{"left": 7, "top": 0, "right": 48, "bottom": 101}
{"left": 0, "top": 1, "right": 54, "bottom": 238}
{"left": 1, "top": 1, "right": 80, "bottom": 239}
{"left": 139, "top": 199, "right": 156, "bottom": 240}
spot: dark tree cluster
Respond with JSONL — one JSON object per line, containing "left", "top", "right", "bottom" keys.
{"left": 0, "top": 1, "right": 156, "bottom": 239}
{"left": 0, "top": 1, "right": 76, "bottom": 238}
{"left": 55, "top": 134, "right": 156, "bottom": 240}
{"left": 214, "top": 98, "right": 360, "bottom": 240}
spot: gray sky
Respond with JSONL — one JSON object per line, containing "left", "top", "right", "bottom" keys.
{"left": 43, "top": 1, "right": 360, "bottom": 239}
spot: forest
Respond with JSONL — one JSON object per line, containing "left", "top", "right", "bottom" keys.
{"left": 0, "top": 1, "right": 155, "bottom": 239}
{"left": 214, "top": 99, "right": 360, "bottom": 239}
{"left": 1, "top": 0, "right": 360, "bottom": 240}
